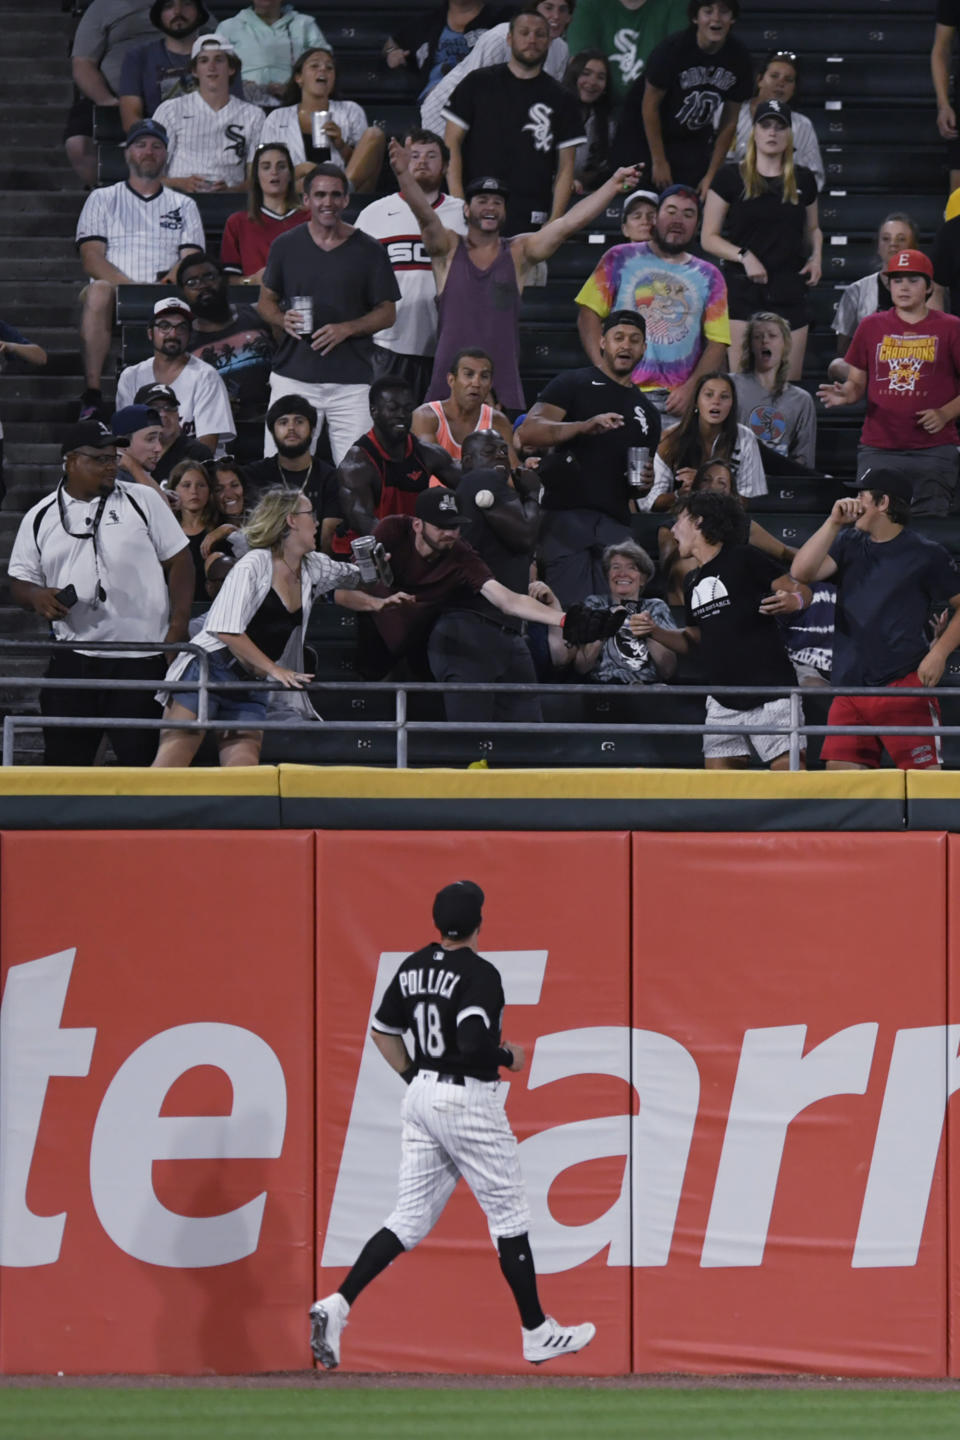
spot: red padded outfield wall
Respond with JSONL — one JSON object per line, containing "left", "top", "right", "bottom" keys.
{"left": 0, "top": 829, "right": 957, "bottom": 1375}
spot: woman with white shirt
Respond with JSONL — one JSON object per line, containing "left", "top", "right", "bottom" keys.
{"left": 637, "top": 371, "right": 766, "bottom": 512}
{"left": 261, "top": 47, "right": 385, "bottom": 193}
{"left": 828, "top": 212, "right": 921, "bottom": 382}
{"left": 729, "top": 50, "right": 824, "bottom": 191}
{"left": 153, "top": 487, "right": 408, "bottom": 766}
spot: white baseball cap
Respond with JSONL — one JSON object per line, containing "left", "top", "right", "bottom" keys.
{"left": 191, "top": 34, "right": 237, "bottom": 59}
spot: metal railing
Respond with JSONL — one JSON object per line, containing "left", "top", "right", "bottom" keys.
{"left": 0, "top": 639, "right": 957, "bottom": 770}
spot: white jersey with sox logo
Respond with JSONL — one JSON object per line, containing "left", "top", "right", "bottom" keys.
{"left": 152, "top": 92, "right": 265, "bottom": 187}
{"left": 354, "top": 192, "right": 467, "bottom": 358}
{"left": 75, "top": 182, "right": 205, "bottom": 283}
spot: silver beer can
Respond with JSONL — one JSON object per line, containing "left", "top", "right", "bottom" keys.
{"left": 291, "top": 295, "right": 313, "bottom": 339}
{"left": 350, "top": 535, "right": 379, "bottom": 584}
{"left": 627, "top": 446, "right": 651, "bottom": 489}
{"left": 311, "top": 110, "right": 331, "bottom": 150}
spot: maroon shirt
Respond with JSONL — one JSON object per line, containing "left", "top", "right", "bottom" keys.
{"left": 374, "top": 514, "right": 494, "bottom": 654}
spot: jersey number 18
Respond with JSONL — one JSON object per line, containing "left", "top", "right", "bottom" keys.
{"left": 413, "top": 1000, "right": 444, "bottom": 1058}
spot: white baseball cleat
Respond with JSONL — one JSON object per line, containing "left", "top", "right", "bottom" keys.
{"left": 309, "top": 1292, "right": 350, "bottom": 1369}
{"left": 522, "top": 1315, "right": 596, "bottom": 1364}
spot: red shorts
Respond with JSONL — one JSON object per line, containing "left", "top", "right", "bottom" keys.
{"left": 820, "top": 672, "right": 942, "bottom": 769}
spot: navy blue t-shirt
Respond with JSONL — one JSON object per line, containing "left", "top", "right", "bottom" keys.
{"left": 829, "top": 526, "right": 960, "bottom": 686}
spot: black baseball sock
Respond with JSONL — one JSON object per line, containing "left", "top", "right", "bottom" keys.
{"left": 338, "top": 1227, "right": 405, "bottom": 1306}
{"left": 497, "top": 1233, "right": 546, "bottom": 1330}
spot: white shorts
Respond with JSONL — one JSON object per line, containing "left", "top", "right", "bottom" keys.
{"left": 703, "top": 694, "right": 804, "bottom": 763}
{"left": 384, "top": 1069, "right": 532, "bottom": 1251}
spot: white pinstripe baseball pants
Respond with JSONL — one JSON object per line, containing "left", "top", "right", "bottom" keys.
{"left": 385, "top": 1070, "right": 532, "bottom": 1251}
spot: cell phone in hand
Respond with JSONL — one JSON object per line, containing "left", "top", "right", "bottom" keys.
{"left": 54, "top": 584, "right": 78, "bottom": 608}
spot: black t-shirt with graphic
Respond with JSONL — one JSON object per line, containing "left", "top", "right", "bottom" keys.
{"left": 684, "top": 542, "right": 795, "bottom": 708}
{"left": 373, "top": 943, "right": 506, "bottom": 1081}
{"left": 536, "top": 364, "right": 661, "bottom": 523}
{"left": 443, "top": 65, "right": 586, "bottom": 231}
{"left": 644, "top": 27, "right": 753, "bottom": 143}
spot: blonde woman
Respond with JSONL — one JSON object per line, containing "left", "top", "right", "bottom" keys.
{"left": 153, "top": 487, "right": 409, "bottom": 766}
{"left": 731, "top": 311, "right": 817, "bottom": 468}
{"left": 701, "top": 98, "right": 821, "bottom": 380}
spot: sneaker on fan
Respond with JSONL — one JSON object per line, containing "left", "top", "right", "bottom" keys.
{"left": 522, "top": 1315, "right": 596, "bottom": 1364}
{"left": 309, "top": 1292, "right": 350, "bottom": 1369}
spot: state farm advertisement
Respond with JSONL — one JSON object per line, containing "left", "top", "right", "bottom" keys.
{"left": 0, "top": 831, "right": 316, "bottom": 1375}
{"left": 1, "top": 828, "right": 959, "bottom": 1377}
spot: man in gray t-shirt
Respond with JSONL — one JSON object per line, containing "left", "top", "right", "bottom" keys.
{"left": 67, "top": 0, "right": 156, "bottom": 186}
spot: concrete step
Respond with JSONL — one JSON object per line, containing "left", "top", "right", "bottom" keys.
{"left": 0, "top": 165, "right": 79, "bottom": 192}
{"left": 2, "top": 212, "right": 78, "bottom": 237}
{"left": 3, "top": 81, "right": 73, "bottom": 103}
{"left": 2, "top": 421, "right": 78, "bottom": 443}
{"left": 1, "top": 396, "right": 79, "bottom": 422}
{"left": 0, "top": 190, "right": 82, "bottom": 215}
{"left": 0, "top": 239, "right": 77, "bottom": 263}
{"left": 3, "top": 375, "right": 93, "bottom": 399}
{"left": 0, "top": 257, "right": 83, "bottom": 281}
{"left": 0, "top": 302, "right": 82, "bottom": 328}
{"left": 6, "top": 442, "right": 65, "bottom": 466}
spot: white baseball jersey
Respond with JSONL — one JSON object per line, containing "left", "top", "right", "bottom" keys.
{"left": 354, "top": 192, "right": 467, "bottom": 357}
{"left": 7, "top": 481, "right": 188, "bottom": 656}
{"left": 152, "top": 91, "right": 265, "bottom": 186}
{"left": 75, "top": 182, "right": 205, "bottom": 282}
{"left": 116, "top": 352, "right": 236, "bottom": 442}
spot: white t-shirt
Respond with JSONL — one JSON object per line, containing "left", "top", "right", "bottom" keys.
{"left": 152, "top": 91, "right": 265, "bottom": 185}
{"left": 116, "top": 352, "right": 235, "bottom": 442}
{"left": 353, "top": 191, "right": 467, "bottom": 357}
{"left": 8, "top": 480, "right": 188, "bottom": 655}
{"left": 261, "top": 99, "right": 368, "bottom": 172}
{"left": 75, "top": 182, "right": 205, "bottom": 282}
{"left": 421, "top": 27, "right": 568, "bottom": 136}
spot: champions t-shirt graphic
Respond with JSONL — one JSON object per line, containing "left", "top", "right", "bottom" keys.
{"left": 846, "top": 308, "right": 960, "bottom": 450}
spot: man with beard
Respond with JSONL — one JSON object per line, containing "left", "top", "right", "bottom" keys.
{"left": 244, "top": 395, "right": 343, "bottom": 552}
{"left": 413, "top": 348, "right": 519, "bottom": 465}
{"left": 576, "top": 183, "right": 730, "bottom": 423}
{"left": 153, "top": 36, "right": 264, "bottom": 193}
{"left": 517, "top": 310, "right": 661, "bottom": 604}
{"left": 337, "top": 377, "right": 460, "bottom": 539}
{"left": 134, "top": 383, "right": 212, "bottom": 482}
{"left": 7, "top": 421, "right": 193, "bottom": 766}
{"left": 119, "top": 0, "right": 225, "bottom": 131}
{"left": 390, "top": 140, "right": 642, "bottom": 413}
{"left": 441, "top": 8, "right": 585, "bottom": 234}
{"left": 354, "top": 129, "right": 468, "bottom": 402}
{"left": 75, "top": 119, "right": 204, "bottom": 422}
{"left": 116, "top": 297, "right": 234, "bottom": 452}
{"left": 176, "top": 252, "right": 275, "bottom": 429}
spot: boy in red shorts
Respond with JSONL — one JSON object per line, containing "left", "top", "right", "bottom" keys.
{"left": 790, "top": 468, "right": 960, "bottom": 768}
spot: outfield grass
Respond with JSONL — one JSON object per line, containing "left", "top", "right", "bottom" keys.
{"left": 3, "top": 1387, "right": 960, "bottom": 1440}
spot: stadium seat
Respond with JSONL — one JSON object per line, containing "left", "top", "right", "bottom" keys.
{"left": 736, "top": 16, "right": 929, "bottom": 56}
{"left": 801, "top": 56, "right": 931, "bottom": 104}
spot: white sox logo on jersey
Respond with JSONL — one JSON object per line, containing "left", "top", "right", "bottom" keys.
{"left": 522, "top": 103, "right": 555, "bottom": 152}
{"left": 224, "top": 122, "right": 248, "bottom": 163}
{"left": 610, "top": 29, "right": 644, "bottom": 85}
{"left": 385, "top": 238, "right": 432, "bottom": 272}
{"left": 159, "top": 207, "right": 185, "bottom": 231}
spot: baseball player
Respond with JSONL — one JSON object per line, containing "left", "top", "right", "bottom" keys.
{"left": 310, "top": 881, "right": 596, "bottom": 1369}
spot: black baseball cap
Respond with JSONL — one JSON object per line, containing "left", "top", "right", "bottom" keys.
{"left": 135, "top": 383, "right": 179, "bottom": 409}
{"left": 123, "top": 118, "right": 169, "bottom": 149}
{"left": 61, "top": 421, "right": 129, "bottom": 456}
{"left": 847, "top": 466, "right": 913, "bottom": 503}
{"left": 415, "top": 487, "right": 468, "bottom": 528}
{"left": 465, "top": 176, "right": 509, "bottom": 202}
{"left": 433, "top": 880, "right": 485, "bottom": 939}
{"left": 111, "top": 404, "right": 161, "bottom": 437}
{"left": 754, "top": 99, "right": 792, "bottom": 127}
{"left": 602, "top": 309, "right": 645, "bottom": 335}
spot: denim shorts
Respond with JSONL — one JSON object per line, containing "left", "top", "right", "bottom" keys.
{"left": 170, "top": 653, "right": 268, "bottom": 726}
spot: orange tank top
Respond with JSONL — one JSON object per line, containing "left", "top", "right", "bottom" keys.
{"left": 427, "top": 401, "right": 494, "bottom": 463}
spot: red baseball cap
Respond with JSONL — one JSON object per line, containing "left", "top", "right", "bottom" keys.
{"left": 884, "top": 248, "right": 934, "bottom": 279}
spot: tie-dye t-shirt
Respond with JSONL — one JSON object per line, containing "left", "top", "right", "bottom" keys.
{"left": 575, "top": 243, "right": 730, "bottom": 391}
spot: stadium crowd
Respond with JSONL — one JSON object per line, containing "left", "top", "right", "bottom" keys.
{"left": 6, "top": 0, "right": 960, "bottom": 771}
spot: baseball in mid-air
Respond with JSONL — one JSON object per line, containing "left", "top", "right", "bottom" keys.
{"left": 475, "top": 489, "right": 495, "bottom": 509}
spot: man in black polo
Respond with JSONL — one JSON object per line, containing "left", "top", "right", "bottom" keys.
{"left": 517, "top": 310, "right": 661, "bottom": 605}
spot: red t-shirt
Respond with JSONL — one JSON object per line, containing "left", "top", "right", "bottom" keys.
{"left": 220, "top": 208, "right": 308, "bottom": 277}
{"left": 373, "top": 514, "right": 494, "bottom": 656}
{"left": 845, "top": 308, "right": 960, "bottom": 449}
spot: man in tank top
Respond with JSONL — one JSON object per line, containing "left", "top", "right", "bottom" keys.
{"left": 412, "top": 346, "right": 519, "bottom": 464}
{"left": 387, "top": 139, "right": 644, "bottom": 414}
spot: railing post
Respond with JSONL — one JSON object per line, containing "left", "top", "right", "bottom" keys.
{"left": 789, "top": 690, "right": 802, "bottom": 772}
{"left": 2, "top": 715, "right": 15, "bottom": 767}
{"left": 396, "top": 686, "right": 408, "bottom": 769}
{"left": 196, "top": 650, "right": 209, "bottom": 727}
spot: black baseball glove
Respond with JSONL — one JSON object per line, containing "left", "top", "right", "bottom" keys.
{"left": 562, "top": 604, "right": 629, "bottom": 646}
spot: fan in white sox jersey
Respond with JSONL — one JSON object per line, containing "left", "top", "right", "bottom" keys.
{"left": 309, "top": 881, "right": 596, "bottom": 1369}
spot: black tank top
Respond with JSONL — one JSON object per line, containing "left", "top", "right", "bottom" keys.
{"left": 246, "top": 587, "right": 302, "bottom": 662}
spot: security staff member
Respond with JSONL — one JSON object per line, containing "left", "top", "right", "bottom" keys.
{"left": 7, "top": 421, "right": 194, "bottom": 765}
{"left": 517, "top": 310, "right": 661, "bottom": 605}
